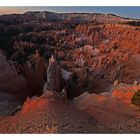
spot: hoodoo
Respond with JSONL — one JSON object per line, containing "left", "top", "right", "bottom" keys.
{"left": 45, "top": 55, "right": 63, "bottom": 93}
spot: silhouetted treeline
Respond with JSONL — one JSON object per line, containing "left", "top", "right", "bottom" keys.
{"left": 124, "top": 21, "right": 140, "bottom": 26}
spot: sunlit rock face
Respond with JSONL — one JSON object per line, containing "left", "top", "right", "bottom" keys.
{"left": 73, "top": 24, "right": 140, "bottom": 90}
{"left": 111, "top": 84, "right": 140, "bottom": 104}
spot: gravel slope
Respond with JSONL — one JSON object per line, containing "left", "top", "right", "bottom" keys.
{"left": 0, "top": 95, "right": 110, "bottom": 133}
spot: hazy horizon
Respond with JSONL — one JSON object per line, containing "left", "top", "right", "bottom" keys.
{"left": 0, "top": 7, "right": 140, "bottom": 19}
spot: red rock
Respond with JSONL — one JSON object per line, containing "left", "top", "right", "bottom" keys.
{"left": 112, "top": 84, "right": 140, "bottom": 104}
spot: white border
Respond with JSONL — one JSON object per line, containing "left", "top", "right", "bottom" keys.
{"left": 0, "top": 0, "right": 140, "bottom": 6}
{"left": 0, "top": 134, "right": 140, "bottom": 140}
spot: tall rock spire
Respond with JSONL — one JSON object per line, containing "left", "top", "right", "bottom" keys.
{"left": 44, "top": 55, "right": 63, "bottom": 93}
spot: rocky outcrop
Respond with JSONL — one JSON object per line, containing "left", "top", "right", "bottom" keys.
{"left": 24, "top": 11, "right": 137, "bottom": 24}
{"left": 0, "top": 50, "right": 28, "bottom": 95}
{"left": 73, "top": 91, "right": 140, "bottom": 133}
{"left": 34, "top": 50, "right": 47, "bottom": 90}
{"left": 111, "top": 83, "right": 140, "bottom": 104}
{"left": 45, "top": 55, "right": 63, "bottom": 93}
{"left": 122, "top": 54, "right": 140, "bottom": 83}
{"left": 43, "top": 55, "right": 77, "bottom": 99}
{"left": 0, "top": 50, "right": 28, "bottom": 116}
{"left": 0, "top": 93, "right": 109, "bottom": 133}
{"left": 21, "top": 50, "right": 47, "bottom": 95}
{"left": 73, "top": 23, "right": 140, "bottom": 92}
